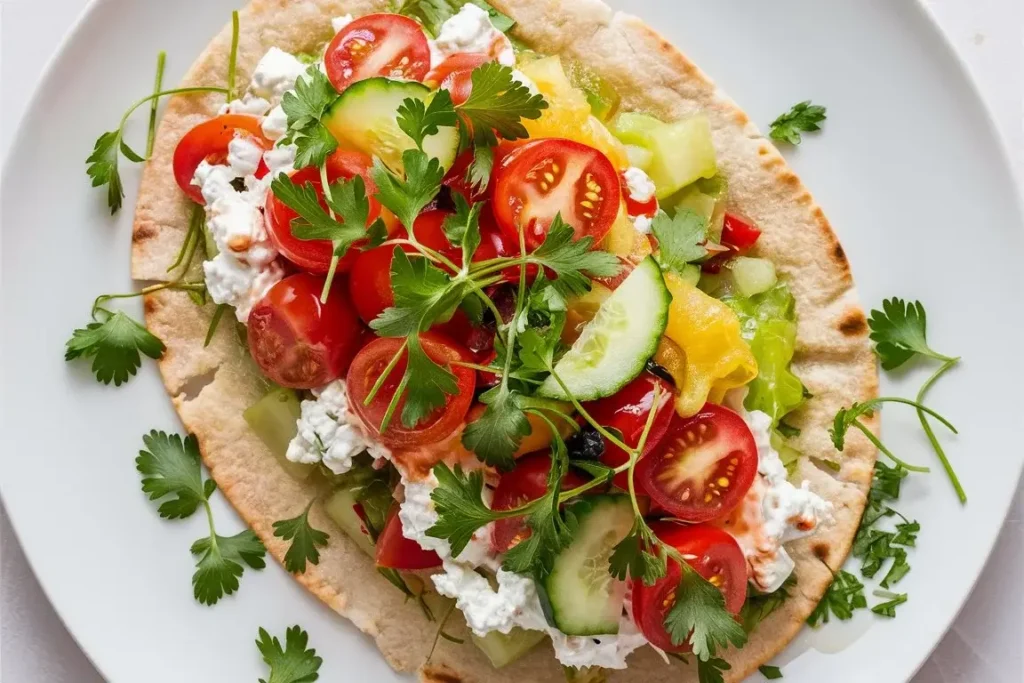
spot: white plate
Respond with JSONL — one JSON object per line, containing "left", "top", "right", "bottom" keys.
{"left": 1, "top": 1, "right": 1021, "bottom": 681}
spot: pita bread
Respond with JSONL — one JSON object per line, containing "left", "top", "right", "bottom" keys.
{"left": 133, "top": 1, "right": 878, "bottom": 680}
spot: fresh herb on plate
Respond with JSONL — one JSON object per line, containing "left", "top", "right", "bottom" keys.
{"left": 870, "top": 590, "right": 908, "bottom": 618}
{"left": 694, "top": 656, "right": 731, "bottom": 683}
{"left": 806, "top": 569, "right": 867, "bottom": 626}
{"left": 768, "top": 100, "right": 827, "bottom": 146}
{"left": 256, "top": 625, "right": 323, "bottom": 683}
{"left": 830, "top": 397, "right": 956, "bottom": 473}
{"left": 273, "top": 498, "right": 331, "bottom": 574}
{"left": 758, "top": 664, "right": 784, "bottom": 680}
{"left": 738, "top": 575, "right": 795, "bottom": 633}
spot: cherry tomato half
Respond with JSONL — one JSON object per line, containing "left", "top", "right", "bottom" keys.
{"left": 636, "top": 403, "right": 758, "bottom": 523}
{"left": 265, "top": 150, "right": 382, "bottom": 274}
{"left": 346, "top": 334, "right": 476, "bottom": 448}
{"left": 173, "top": 115, "right": 271, "bottom": 204}
{"left": 324, "top": 14, "right": 431, "bottom": 92}
{"left": 247, "top": 273, "right": 362, "bottom": 389}
{"left": 582, "top": 372, "right": 675, "bottom": 491}
{"left": 427, "top": 53, "right": 490, "bottom": 105}
{"left": 632, "top": 523, "right": 746, "bottom": 652}
{"left": 491, "top": 453, "right": 588, "bottom": 553}
{"left": 493, "top": 139, "right": 621, "bottom": 251}
{"left": 375, "top": 505, "right": 442, "bottom": 570}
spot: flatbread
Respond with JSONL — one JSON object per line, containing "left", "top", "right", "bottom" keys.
{"left": 133, "top": 1, "right": 879, "bottom": 681}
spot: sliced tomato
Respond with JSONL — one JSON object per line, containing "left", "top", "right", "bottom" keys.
{"left": 375, "top": 505, "right": 442, "bottom": 570}
{"left": 621, "top": 173, "right": 658, "bottom": 219}
{"left": 426, "top": 52, "right": 490, "bottom": 105}
{"left": 636, "top": 403, "right": 758, "bottom": 523}
{"left": 493, "top": 139, "right": 621, "bottom": 251}
{"left": 265, "top": 150, "right": 382, "bottom": 274}
{"left": 721, "top": 213, "right": 762, "bottom": 251}
{"left": 173, "top": 115, "right": 271, "bottom": 204}
{"left": 491, "top": 453, "right": 588, "bottom": 553}
{"left": 247, "top": 273, "right": 362, "bottom": 389}
{"left": 632, "top": 523, "right": 746, "bottom": 652}
{"left": 582, "top": 372, "right": 675, "bottom": 491}
{"left": 347, "top": 334, "right": 476, "bottom": 448}
{"left": 324, "top": 14, "right": 431, "bottom": 92}
{"left": 412, "top": 209, "right": 499, "bottom": 270}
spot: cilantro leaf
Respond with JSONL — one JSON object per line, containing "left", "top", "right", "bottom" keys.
{"left": 891, "top": 520, "right": 920, "bottom": 547}
{"left": 442, "top": 194, "right": 483, "bottom": 265}
{"left": 270, "top": 174, "right": 372, "bottom": 247}
{"left": 401, "top": 334, "right": 461, "bottom": 428}
{"left": 652, "top": 209, "right": 708, "bottom": 274}
{"left": 65, "top": 309, "right": 165, "bottom": 386}
{"left": 461, "top": 387, "right": 531, "bottom": 470}
{"left": 879, "top": 549, "right": 910, "bottom": 588}
{"left": 86, "top": 130, "right": 125, "bottom": 214}
{"left": 292, "top": 123, "right": 339, "bottom": 170}
{"left": 280, "top": 66, "right": 339, "bottom": 169}
{"left": 608, "top": 522, "right": 666, "bottom": 585}
{"left": 256, "top": 625, "right": 323, "bottom": 683}
{"left": 273, "top": 499, "right": 330, "bottom": 574}
{"left": 530, "top": 215, "right": 621, "bottom": 296}
{"left": 806, "top": 570, "right": 867, "bottom": 627}
{"left": 397, "top": 90, "right": 457, "bottom": 150}
{"left": 457, "top": 62, "right": 548, "bottom": 147}
{"left": 769, "top": 101, "right": 827, "bottom": 145}
{"left": 697, "top": 657, "right": 731, "bottom": 683}
{"left": 371, "top": 249, "right": 464, "bottom": 336}
{"left": 759, "top": 665, "right": 784, "bottom": 680}
{"left": 868, "top": 298, "right": 953, "bottom": 370}
{"left": 466, "top": 144, "right": 494, "bottom": 194}
{"left": 427, "top": 463, "right": 500, "bottom": 556}
{"left": 502, "top": 453, "right": 577, "bottom": 577}
{"left": 370, "top": 150, "right": 446, "bottom": 230}
{"left": 870, "top": 590, "right": 908, "bottom": 618}
{"left": 190, "top": 529, "right": 267, "bottom": 605}
{"left": 135, "top": 431, "right": 209, "bottom": 519}
{"left": 664, "top": 564, "right": 748, "bottom": 660}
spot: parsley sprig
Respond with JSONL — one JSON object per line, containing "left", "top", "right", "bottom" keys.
{"left": 280, "top": 66, "right": 340, "bottom": 169}
{"left": 830, "top": 397, "right": 956, "bottom": 473}
{"left": 136, "top": 430, "right": 266, "bottom": 605}
{"left": 256, "top": 625, "right": 323, "bottom": 683}
{"left": 768, "top": 100, "right": 827, "bottom": 146}
{"left": 651, "top": 209, "right": 709, "bottom": 275}
{"left": 273, "top": 498, "right": 330, "bottom": 574}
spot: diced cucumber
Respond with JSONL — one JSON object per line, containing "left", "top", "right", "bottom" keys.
{"left": 542, "top": 495, "right": 634, "bottom": 635}
{"left": 323, "top": 487, "right": 376, "bottom": 558}
{"left": 610, "top": 112, "right": 663, "bottom": 148}
{"left": 678, "top": 263, "right": 702, "bottom": 287}
{"left": 670, "top": 175, "right": 729, "bottom": 243}
{"left": 471, "top": 628, "right": 546, "bottom": 668}
{"left": 538, "top": 257, "right": 669, "bottom": 401}
{"left": 646, "top": 115, "right": 718, "bottom": 199}
{"left": 730, "top": 257, "right": 777, "bottom": 297}
{"left": 565, "top": 59, "right": 621, "bottom": 122}
{"left": 624, "top": 144, "right": 653, "bottom": 170}
{"left": 323, "top": 77, "right": 459, "bottom": 173}
{"left": 243, "top": 387, "right": 315, "bottom": 481}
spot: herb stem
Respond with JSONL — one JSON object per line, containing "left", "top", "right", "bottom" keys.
{"left": 318, "top": 162, "right": 339, "bottom": 303}
{"left": 227, "top": 11, "right": 240, "bottom": 102}
{"left": 364, "top": 339, "right": 408, "bottom": 406}
{"left": 917, "top": 358, "right": 965, "bottom": 503}
{"left": 853, "top": 421, "right": 930, "bottom": 473}
{"left": 166, "top": 204, "right": 204, "bottom": 274}
{"left": 545, "top": 368, "right": 634, "bottom": 455}
{"left": 378, "top": 367, "right": 410, "bottom": 433}
{"left": 91, "top": 281, "right": 206, "bottom": 320}
{"left": 120, "top": 87, "right": 229, "bottom": 134}
{"left": 146, "top": 51, "right": 167, "bottom": 158}
{"left": 864, "top": 397, "right": 958, "bottom": 434}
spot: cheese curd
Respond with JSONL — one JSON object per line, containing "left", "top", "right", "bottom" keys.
{"left": 249, "top": 47, "right": 307, "bottom": 102}
{"left": 220, "top": 93, "right": 273, "bottom": 116}
{"left": 261, "top": 105, "right": 289, "bottom": 141}
{"left": 725, "top": 410, "right": 834, "bottom": 593}
{"left": 331, "top": 14, "right": 354, "bottom": 33}
{"left": 623, "top": 167, "right": 656, "bottom": 203}
{"left": 632, "top": 215, "right": 653, "bottom": 235}
{"left": 430, "top": 4, "right": 514, "bottom": 67}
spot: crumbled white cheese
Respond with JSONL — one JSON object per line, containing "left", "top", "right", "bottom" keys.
{"left": 331, "top": 14, "right": 354, "bottom": 33}
{"left": 725, "top": 410, "right": 834, "bottom": 593}
{"left": 285, "top": 381, "right": 387, "bottom": 475}
{"left": 203, "top": 255, "right": 283, "bottom": 321}
{"left": 261, "top": 105, "right": 289, "bottom": 141}
{"left": 431, "top": 4, "right": 514, "bottom": 67}
{"left": 227, "top": 136, "right": 264, "bottom": 178}
{"left": 249, "top": 47, "right": 307, "bottom": 102}
{"left": 632, "top": 215, "right": 653, "bottom": 235}
{"left": 219, "top": 93, "right": 272, "bottom": 116}
{"left": 624, "top": 166, "right": 656, "bottom": 203}
{"left": 263, "top": 144, "right": 297, "bottom": 178}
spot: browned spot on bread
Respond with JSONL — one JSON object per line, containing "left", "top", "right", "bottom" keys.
{"left": 833, "top": 242, "right": 847, "bottom": 264}
{"left": 813, "top": 543, "right": 830, "bottom": 562}
{"left": 421, "top": 667, "right": 463, "bottom": 683}
{"left": 143, "top": 294, "right": 160, "bottom": 315}
{"left": 733, "top": 109, "right": 749, "bottom": 126}
{"left": 758, "top": 145, "right": 771, "bottom": 156}
{"left": 133, "top": 223, "right": 157, "bottom": 243}
{"left": 839, "top": 310, "right": 868, "bottom": 336}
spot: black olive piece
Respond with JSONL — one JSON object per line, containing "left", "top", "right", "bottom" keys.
{"left": 645, "top": 359, "right": 675, "bottom": 387}
{"left": 565, "top": 424, "right": 605, "bottom": 461}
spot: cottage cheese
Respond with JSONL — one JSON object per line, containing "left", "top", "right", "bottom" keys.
{"left": 261, "top": 105, "right": 289, "bottom": 141}
{"left": 249, "top": 47, "right": 307, "bottom": 102}
{"left": 623, "top": 167, "right": 656, "bottom": 203}
{"left": 724, "top": 410, "right": 834, "bottom": 593}
{"left": 220, "top": 93, "right": 272, "bottom": 116}
{"left": 632, "top": 215, "right": 653, "bottom": 235}
{"left": 430, "top": 4, "right": 515, "bottom": 67}
{"left": 331, "top": 14, "right": 354, "bottom": 33}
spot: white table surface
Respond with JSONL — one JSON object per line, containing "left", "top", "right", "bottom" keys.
{"left": 1, "top": 1, "right": 1021, "bottom": 681}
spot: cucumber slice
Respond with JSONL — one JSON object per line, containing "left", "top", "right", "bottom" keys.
{"left": 323, "top": 488, "right": 376, "bottom": 558}
{"left": 669, "top": 175, "right": 729, "bottom": 242}
{"left": 323, "top": 77, "right": 459, "bottom": 173}
{"left": 610, "top": 112, "right": 663, "bottom": 148}
{"left": 243, "top": 387, "right": 315, "bottom": 481}
{"left": 471, "top": 628, "right": 546, "bottom": 668}
{"left": 538, "top": 257, "right": 669, "bottom": 401}
{"left": 624, "top": 144, "right": 654, "bottom": 171}
{"left": 542, "top": 495, "right": 634, "bottom": 635}
{"left": 730, "top": 256, "right": 777, "bottom": 297}
{"left": 646, "top": 115, "right": 718, "bottom": 199}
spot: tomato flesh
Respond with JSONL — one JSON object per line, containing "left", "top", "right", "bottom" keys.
{"left": 247, "top": 273, "right": 362, "bottom": 389}
{"left": 427, "top": 53, "right": 490, "bottom": 105}
{"left": 375, "top": 505, "right": 442, "bottom": 570}
{"left": 636, "top": 403, "right": 758, "bottom": 523}
{"left": 582, "top": 372, "right": 675, "bottom": 491}
{"left": 721, "top": 213, "right": 762, "bottom": 251}
{"left": 491, "top": 453, "right": 587, "bottom": 553}
{"left": 324, "top": 14, "right": 431, "bottom": 92}
{"left": 265, "top": 150, "right": 382, "bottom": 274}
{"left": 493, "top": 139, "right": 621, "bottom": 251}
{"left": 173, "top": 115, "right": 271, "bottom": 204}
{"left": 632, "top": 523, "right": 746, "bottom": 652}
{"left": 346, "top": 334, "right": 476, "bottom": 448}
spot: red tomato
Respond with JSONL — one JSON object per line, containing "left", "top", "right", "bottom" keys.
{"left": 491, "top": 453, "right": 588, "bottom": 553}
{"left": 582, "top": 372, "right": 675, "bottom": 491}
{"left": 621, "top": 173, "right": 658, "bottom": 219}
{"left": 721, "top": 213, "right": 762, "bottom": 251}
{"left": 632, "top": 523, "right": 746, "bottom": 652}
{"left": 247, "top": 273, "right": 362, "bottom": 389}
{"left": 493, "top": 139, "right": 621, "bottom": 251}
{"left": 347, "top": 334, "right": 476, "bottom": 448}
{"left": 636, "top": 403, "right": 758, "bottom": 523}
{"left": 426, "top": 53, "right": 490, "bottom": 105}
{"left": 444, "top": 141, "right": 528, "bottom": 203}
{"left": 375, "top": 505, "right": 442, "bottom": 570}
{"left": 172, "top": 115, "right": 271, "bottom": 204}
{"left": 265, "top": 150, "right": 382, "bottom": 274}
{"left": 324, "top": 14, "right": 431, "bottom": 92}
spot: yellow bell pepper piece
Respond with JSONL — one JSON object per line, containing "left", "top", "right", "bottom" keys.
{"left": 663, "top": 272, "right": 758, "bottom": 417}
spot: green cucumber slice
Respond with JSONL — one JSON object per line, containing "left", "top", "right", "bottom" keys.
{"left": 538, "top": 257, "right": 669, "bottom": 401}
{"left": 542, "top": 495, "right": 634, "bottom": 635}
{"left": 243, "top": 387, "right": 315, "bottom": 481}
{"left": 323, "top": 77, "right": 459, "bottom": 173}
{"left": 471, "top": 628, "right": 546, "bottom": 668}
{"left": 646, "top": 115, "right": 718, "bottom": 199}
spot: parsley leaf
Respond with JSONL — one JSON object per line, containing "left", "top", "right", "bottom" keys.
{"left": 652, "top": 209, "right": 708, "bottom": 274}
{"left": 371, "top": 150, "right": 446, "bottom": 230}
{"left": 256, "top": 625, "right": 323, "bottom": 683}
{"left": 427, "top": 463, "right": 499, "bottom": 556}
{"left": 280, "top": 66, "right": 339, "bottom": 169}
{"left": 273, "top": 499, "right": 330, "bottom": 574}
{"left": 664, "top": 564, "right": 747, "bottom": 660}
{"left": 769, "top": 100, "right": 827, "bottom": 145}
{"left": 868, "top": 298, "right": 954, "bottom": 370}
{"left": 395, "top": 0, "right": 515, "bottom": 36}
{"left": 830, "top": 397, "right": 956, "bottom": 473}
{"left": 190, "top": 529, "right": 267, "bottom": 606}
{"left": 739, "top": 575, "right": 795, "bottom": 633}
{"left": 870, "top": 590, "right": 908, "bottom": 618}
{"left": 608, "top": 522, "right": 666, "bottom": 585}
{"left": 398, "top": 90, "right": 457, "bottom": 150}
{"left": 530, "top": 215, "right": 621, "bottom": 297}
{"left": 457, "top": 62, "right": 548, "bottom": 147}
{"left": 806, "top": 569, "right": 867, "bottom": 627}
{"left": 135, "top": 431, "right": 210, "bottom": 519}
{"left": 293, "top": 124, "right": 340, "bottom": 170}
{"left": 86, "top": 131, "right": 126, "bottom": 214}
{"left": 371, "top": 249, "right": 461, "bottom": 336}
{"left": 502, "top": 449, "right": 577, "bottom": 577}
{"left": 401, "top": 334, "right": 461, "bottom": 428}
{"left": 466, "top": 144, "right": 495, "bottom": 194}
{"left": 461, "top": 387, "right": 531, "bottom": 470}
{"left": 759, "top": 665, "right": 784, "bottom": 680}
{"left": 696, "top": 657, "right": 731, "bottom": 683}
{"left": 442, "top": 194, "right": 483, "bottom": 265}
{"left": 65, "top": 309, "right": 165, "bottom": 386}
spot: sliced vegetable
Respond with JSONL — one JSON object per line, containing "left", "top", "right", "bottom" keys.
{"left": 645, "top": 115, "right": 717, "bottom": 199}
{"left": 376, "top": 505, "right": 442, "bottom": 570}
{"left": 172, "top": 115, "right": 270, "bottom": 204}
{"left": 323, "top": 487, "right": 376, "bottom": 557}
{"left": 669, "top": 175, "right": 728, "bottom": 243}
{"left": 324, "top": 13, "right": 431, "bottom": 92}
{"left": 471, "top": 628, "right": 546, "bottom": 668}
{"left": 243, "top": 387, "right": 314, "bottom": 481}
{"left": 730, "top": 257, "right": 777, "bottom": 297}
